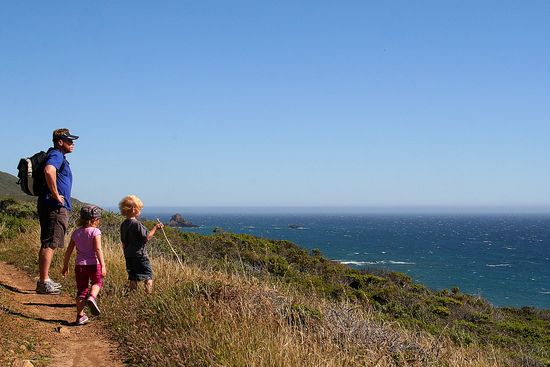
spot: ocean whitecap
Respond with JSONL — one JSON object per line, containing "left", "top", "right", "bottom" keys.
{"left": 336, "top": 260, "right": 385, "bottom": 266}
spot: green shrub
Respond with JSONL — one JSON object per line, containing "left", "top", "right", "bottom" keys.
{"left": 497, "top": 321, "right": 545, "bottom": 339}
{"left": 454, "top": 320, "right": 477, "bottom": 331}
{"left": 0, "top": 214, "right": 34, "bottom": 240}
{"left": 387, "top": 272, "right": 413, "bottom": 286}
{"left": 436, "top": 296, "right": 463, "bottom": 306}
{"left": 431, "top": 305, "right": 450, "bottom": 317}
{"left": 450, "top": 328, "right": 474, "bottom": 346}
{"left": 288, "top": 303, "right": 322, "bottom": 326}
{"left": 367, "top": 284, "right": 399, "bottom": 306}
{"left": 265, "top": 255, "right": 290, "bottom": 276}
{"left": 346, "top": 273, "right": 385, "bottom": 290}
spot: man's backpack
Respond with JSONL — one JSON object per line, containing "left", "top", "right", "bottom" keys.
{"left": 16, "top": 151, "right": 48, "bottom": 196}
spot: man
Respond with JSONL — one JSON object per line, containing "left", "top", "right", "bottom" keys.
{"left": 36, "top": 128, "right": 79, "bottom": 294}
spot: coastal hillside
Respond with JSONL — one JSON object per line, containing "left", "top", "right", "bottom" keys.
{"left": 0, "top": 197, "right": 549, "bottom": 366}
{"left": 0, "top": 171, "right": 33, "bottom": 202}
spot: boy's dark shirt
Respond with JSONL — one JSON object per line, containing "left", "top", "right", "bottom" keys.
{"left": 120, "top": 218, "right": 149, "bottom": 258}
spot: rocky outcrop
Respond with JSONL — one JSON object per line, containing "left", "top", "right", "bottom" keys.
{"left": 288, "top": 224, "right": 305, "bottom": 229}
{"left": 167, "top": 213, "right": 198, "bottom": 227}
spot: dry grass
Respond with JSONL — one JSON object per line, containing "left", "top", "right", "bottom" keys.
{"left": 94, "top": 237, "right": 515, "bottom": 367}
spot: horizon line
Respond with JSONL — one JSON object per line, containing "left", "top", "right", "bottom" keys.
{"left": 100, "top": 204, "right": 550, "bottom": 214}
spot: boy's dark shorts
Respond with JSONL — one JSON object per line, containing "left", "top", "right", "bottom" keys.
{"left": 38, "top": 204, "right": 68, "bottom": 249}
{"left": 125, "top": 256, "right": 153, "bottom": 281}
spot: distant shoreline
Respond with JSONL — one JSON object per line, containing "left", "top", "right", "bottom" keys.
{"left": 99, "top": 205, "right": 550, "bottom": 215}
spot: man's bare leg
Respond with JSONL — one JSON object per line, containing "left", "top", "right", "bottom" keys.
{"left": 39, "top": 247, "right": 54, "bottom": 282}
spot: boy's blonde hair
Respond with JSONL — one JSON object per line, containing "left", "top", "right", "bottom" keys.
{"left": 119, "top": 195, "right": 144, "bottom": 218}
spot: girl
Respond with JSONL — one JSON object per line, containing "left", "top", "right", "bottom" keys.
{"left": 62, "top": 205, "right": 107, "bottom": 325}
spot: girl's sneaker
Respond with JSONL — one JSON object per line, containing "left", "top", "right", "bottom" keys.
{"left": 76, "top": 314, "right": 89, "bottom": 326}
{"left": 86, "top": 295, "right": 101, "bottom": 316}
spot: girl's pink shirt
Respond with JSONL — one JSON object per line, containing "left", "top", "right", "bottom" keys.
{"left": 71, "top": 227, "right": 101, "bottom": 265}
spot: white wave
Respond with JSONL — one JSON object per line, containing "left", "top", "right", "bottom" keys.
{"left": 337, "top": 261, "right": 379, "bottom": 266}
{"left": 389, "top": 261, "right": 416, "bottom": 265}
{"left": 336, "top": 260, "right": 369, "bottom": 265}
{"left": 539, "top": 291, "right": 550, "bottom": 294}
{"left": 336, "top": 260, "right": 415, "bottom": 266}
{"left": 486, "top": 263, "right": 512, "bottom": 268}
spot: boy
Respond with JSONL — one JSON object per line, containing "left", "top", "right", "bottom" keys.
{"left": 119, "top": 195, "right": 163, "bottom": 293}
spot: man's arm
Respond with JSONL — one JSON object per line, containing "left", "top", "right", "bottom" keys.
{"left": 44, "top": 164, "right": 64, "bottom": 205}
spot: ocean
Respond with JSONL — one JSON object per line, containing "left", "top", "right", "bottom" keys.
{"left": 143, "top": 210, "right": 550, "bottom": 309}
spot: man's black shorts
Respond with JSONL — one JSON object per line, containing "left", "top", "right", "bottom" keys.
{"left": 38, "top": 204, "right": 68, "bottom": 249}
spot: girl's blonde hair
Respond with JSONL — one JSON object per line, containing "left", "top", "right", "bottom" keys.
{"left": 119, "top": 195, "right": 144, "bottom": 218}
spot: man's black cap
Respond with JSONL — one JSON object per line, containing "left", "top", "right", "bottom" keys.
{"left": 53, "top": 130, "right": 79, "bottom": 141}
{"left": 60, "top": 132, "right": 79, "bottom": 141}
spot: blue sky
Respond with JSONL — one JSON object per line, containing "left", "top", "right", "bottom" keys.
{"left": 1, "top": 1, "right": 549, "bottom": 210}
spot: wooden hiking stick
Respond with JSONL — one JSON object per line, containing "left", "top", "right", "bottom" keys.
{"left": 156, "top": 218, "right": 185, "bottom": 269}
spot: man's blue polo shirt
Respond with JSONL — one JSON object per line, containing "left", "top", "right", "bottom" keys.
{"left": 38, "top": 149, "right": 73, "bottom": 211}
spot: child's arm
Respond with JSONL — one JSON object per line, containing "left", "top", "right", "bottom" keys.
{"left": 146, "top": 223, "right": 164, "bottom": 242}
{"left": 61, "top": 239, "right": 76, "bottom": 276}
{"left": 94, "top": 234, "right": 107, "bottom": 277}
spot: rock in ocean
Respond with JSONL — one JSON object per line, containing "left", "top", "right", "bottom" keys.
{"left": 167, "top": 213, "right": 198, "bottom": 227}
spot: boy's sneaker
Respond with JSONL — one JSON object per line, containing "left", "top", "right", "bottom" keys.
{"left": 76, "top": 314, "right": 89, "bottom": 326}
{"left": 36, "top": 281, "right": 61, "bottom": 295}
{"left": 86, "top": 296, "right": 101, "bottom": 316}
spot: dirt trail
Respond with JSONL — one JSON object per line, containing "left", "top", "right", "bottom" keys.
{"left": 0, "top": 261, "right": 123, "bottom": 366}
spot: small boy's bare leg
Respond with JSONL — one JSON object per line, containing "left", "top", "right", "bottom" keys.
{"left": 145, "top": 279, "right": 153, "bottom": 294}
{"left": 129, "top": 280, "right": 138, "bottom": 291}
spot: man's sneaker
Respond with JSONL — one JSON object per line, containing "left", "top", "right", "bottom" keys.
{"left": 44, "top": 279, "right": 62, "bottom": 289}
{"left": 36, "top": 281, "right": 61, "bottom": 295}
{"left": 76, "top": 314, "right": 89, "bottom": 326}
{"left": 86, "top": 295, "right": 101, "bottom": 316}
